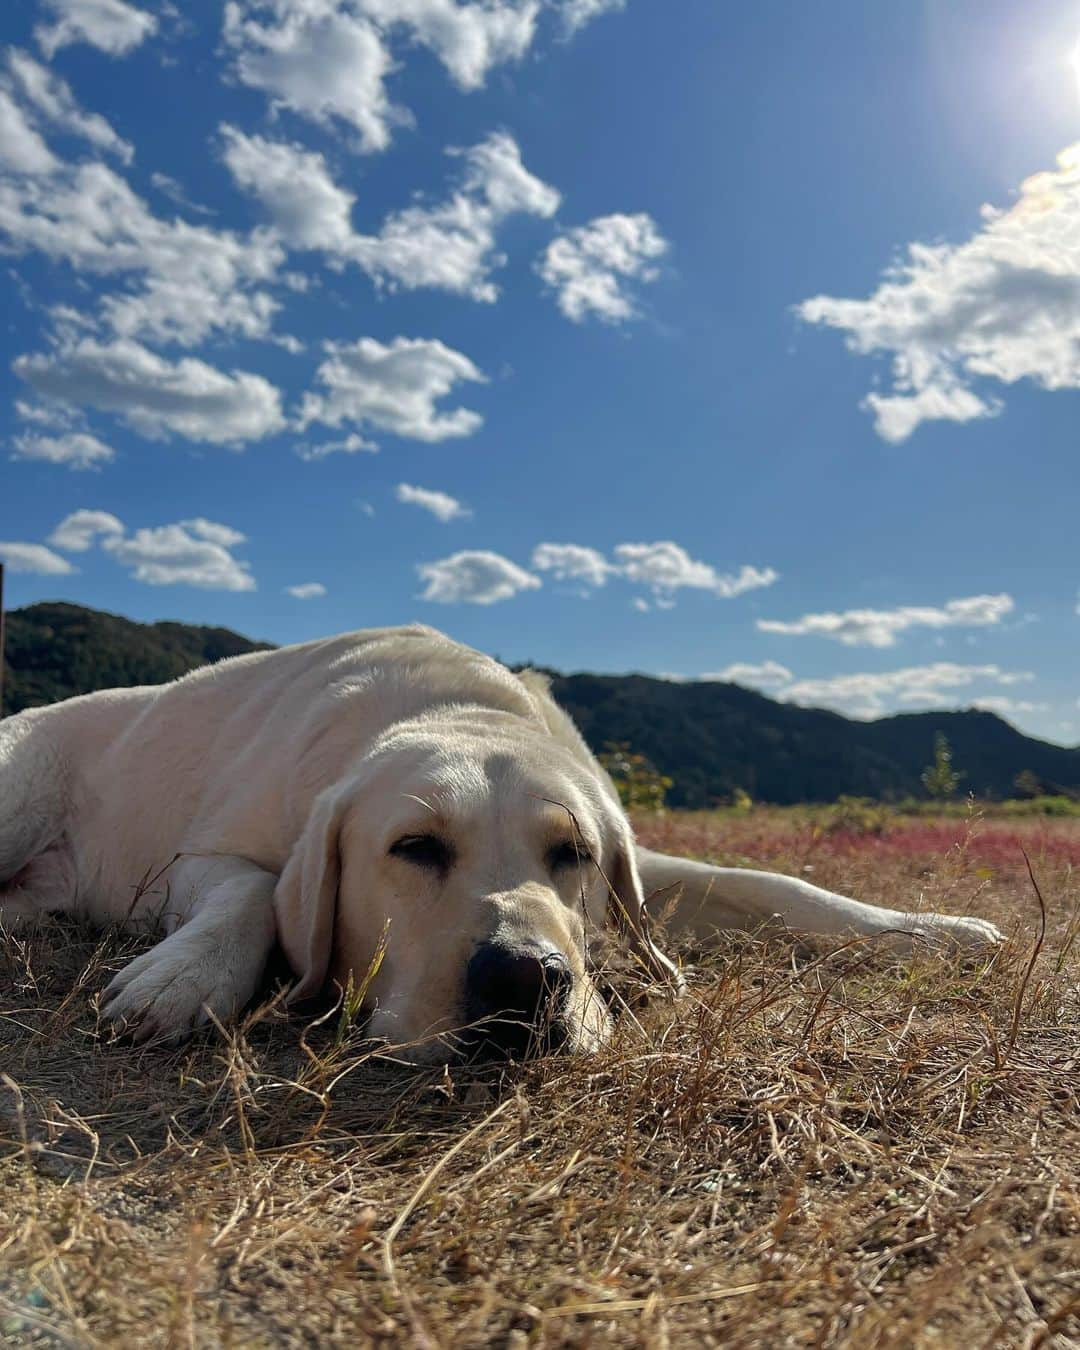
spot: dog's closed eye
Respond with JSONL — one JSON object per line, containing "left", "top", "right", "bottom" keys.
{"left": 548, "top": 839, "right": 593, "bottom": 871}
{"left": 389, "top": 834, "right": 455, "bottom": 871}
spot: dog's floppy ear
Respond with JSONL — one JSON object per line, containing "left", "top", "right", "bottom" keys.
{"left": 274, "top": 783, "right": 351, "bottom": 1001}
{"left": 607, "top": 829, "right": 685, "bottom": 994}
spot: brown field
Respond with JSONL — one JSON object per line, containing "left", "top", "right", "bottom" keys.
{"left": 2, "top": 807, "right": 1078, "bottom": 1348}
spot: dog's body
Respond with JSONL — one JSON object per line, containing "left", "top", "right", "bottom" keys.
{"left": 0, "top": 625, "right": 1002, "bottom": 1057}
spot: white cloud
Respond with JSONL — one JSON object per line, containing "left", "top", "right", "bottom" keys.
{"left": 39, "top": 511, "right": 255, "bottom": 590}
{"left": 453, "top": 128, "right": 559, "bottom": 218}
{"left": 223, "top": 1, "right": 403, "bottom": 154}
{"left": 223, "top": 1, "right": 545, "bottom": 153}
{"left": 757, "top": 593, "right": 1014, "bottom": 648}
{"left": 558, "top": 0, "right": 624, "bottom": 34}
{"left": 528, "top": 539, "right": 777, "bottom": 605}
{"left": 970, "top": 696, "right": 1046, "bottom": 716}
{"left": 416, "top": 536, "right": 779, "bottom": 610}
{"left": 221, "top": 126, "right": 355, "bottom": 252}
{"left": 348, "top": 190, "right": 499, "bottom": 300}
{"left": 296, "top": 432, "right": 378, "bottom": 460}
{"left": 99, "top": 251, "right": 283, "bottom": 352}
{"left": 779, "top": 663, "right": 1035, "bottom": 720}
{"left": 344, "top": 132, "right": 559, "bottom": 301}
{"left": 531, "top": 542, "right": 611, "bottom": 588}
{"left": 5, "top": 50, "right": 132, "bottom": 164}
{"left": 15, "top": 338, "right": 286, "bottom": 446}
{"left": 150, "top": 172, "right": 215, "bottom": 218}
{"left": 705, "top": 660, "right": 794, "bottom": 691}
{"left": 417, "top": 549, "right": 540, "bottom": 604}
{"left": 12, "top": 430, "right": 115, "bottom": 469}
{"left": 299, "top": 335, "right": 485, "bottom": 443}
{"left": 862, "top": 380, "right": 997, "bottom": 446}
{"left": 36, "top": 0, "right": 158, "bottom": 58}
{"left": 0, "top": 159, "right": 285, "bottom": 346}
{"left": 538, "top": 212, "right": 667, "bottom": 323}
{"left": 14, "top": 400, "right": 75, "bottom": 428}
{"left": 0, "top": 90, "right": 59, "bottom": 175}
{"left": 222, "top": 128, "right": 558, "bottom": 302}
{"left": 359, "top": 133, "right": 559, "bottom": 298}
{"left": 396, "top": 482, "right": 470, "bottom": 521}
{"left": 0, "top": 541, "right": 75, "bottom": 575}
{"left": 710, "top": 659, "right": 1038, "bottom": 720}
{"left": 3, "top": 63, "right": 552, "bottom": 339}
{"left": 103, "top": 519, "right": 255, "bottom": 590}
{"left": 360, "top": 0, "right": 539, "bottom": 91}
{"left": 48, "top": 509, "right": 124, "bottom": 551}
{"left": 181, "top": 518, "right": 247, "bottom": 548}
{"left": 798, "top": 142, "right": 1080, "bottom": 441}
{"left": 285, "top": 581, "right": 327, "bottom": 598}
{"left": 614, "top": 542, "right": 778, "bottom": 600}
{"left": 613, "top": 541, "right": 724, "bottom": 594}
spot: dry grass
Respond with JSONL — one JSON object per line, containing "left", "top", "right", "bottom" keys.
{"left": 2, "top": 808, "right": 1078, "bottom": 1348}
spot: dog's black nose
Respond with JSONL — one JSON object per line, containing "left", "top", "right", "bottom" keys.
{"left": 464, "top": 943, "right": 573, "bottom": 1058}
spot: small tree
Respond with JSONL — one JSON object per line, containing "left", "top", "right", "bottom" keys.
{"left": 598, "top": 742, "right": 673, "bottom": 812}
{"left": 1013, "top": 769, "right": 1041, "bottom": 799}
{"left": 921, "top": 732, "right": 964, "bottom": 799}
{"left": 729, "top": 786, "right": 754, "bottom": 814}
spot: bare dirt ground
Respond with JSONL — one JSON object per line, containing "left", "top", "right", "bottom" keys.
{"left": 2, "top": 808, "right": 1078, "bottom": 1347}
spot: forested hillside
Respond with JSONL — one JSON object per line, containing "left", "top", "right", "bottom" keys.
{"left": 5, "top": 602, "right": 1079, "bottom": 806}
{"left": 1, "top": 602, "right": 269, "bottom": 714}
{"left": 547, "top": 671, "right": 1080, "bottom": 806}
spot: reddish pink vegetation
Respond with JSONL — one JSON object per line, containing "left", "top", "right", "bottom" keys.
{"left": 636, "top": 812, "right": 1080, "bottom": 876}
{"left": 805, "top": 822, "right": 1080, "bottom": 869}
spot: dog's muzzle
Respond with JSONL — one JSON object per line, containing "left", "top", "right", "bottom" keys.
{"left": 463, "top": 941, "right": 573, "bottom": 1059}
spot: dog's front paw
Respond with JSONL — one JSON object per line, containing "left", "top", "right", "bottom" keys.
{"left": 99, "top": 935, "right": 251, "bottom": 1043}
{"left": 912, "top": 913, "right": 1006, "bottom": 951}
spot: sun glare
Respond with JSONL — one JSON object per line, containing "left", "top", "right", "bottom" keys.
{"left": 1069, "top": 35, "right": 1080, "bottom": 102}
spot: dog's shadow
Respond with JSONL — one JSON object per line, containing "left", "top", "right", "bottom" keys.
{"left": 0, "top": 915, "right": 533, "bottom": 1182}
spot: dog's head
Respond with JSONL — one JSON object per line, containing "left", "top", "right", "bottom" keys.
{"left": 273, "top": 716, "right": 679, "bottom": 1060}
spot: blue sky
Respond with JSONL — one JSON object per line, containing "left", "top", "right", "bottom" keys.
{"left": 2, "top": 0, "right": 1079, "bottom": 741}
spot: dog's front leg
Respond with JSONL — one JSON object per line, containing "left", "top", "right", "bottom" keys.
{"left": 100, "top": 854, "right": 278, "bottom": 1042}
{"left": 635, "top": 847, "right": 1004, "bottom": 951}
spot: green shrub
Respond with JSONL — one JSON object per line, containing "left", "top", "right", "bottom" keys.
{"left": 820, "top": 795, "right": 893, "bottom": 836}
{"left": 729, "top": 786, "right": 754, "bottom": 813}
{"left": 598, "top": 742, "right": 673, "bottom": 812}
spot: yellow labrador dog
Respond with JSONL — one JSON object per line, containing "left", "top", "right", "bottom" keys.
{"left": 0, "top": 625, "right": 1002, "bottom": 1058}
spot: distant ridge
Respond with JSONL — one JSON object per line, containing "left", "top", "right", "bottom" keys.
{"left": 545, "top": 671, "right": 1080, "bottom": 806}
{"left": 2, "top": 601, "right": 271, "bottom": 715}
{"left": 4, "top": 602, "right": 1078, "bottom": 807}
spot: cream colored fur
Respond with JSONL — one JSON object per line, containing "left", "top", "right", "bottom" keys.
{"left": 0, "top": 625, "right": 1002, "bottom": 1055}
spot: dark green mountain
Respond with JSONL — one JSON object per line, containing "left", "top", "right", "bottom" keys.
{"left": 546, "top": 671, "right": 1080, "bottom": 806}
{"left": 1, "top": 601, "right": 270, "bottom": 714}
{"left": 4, "top": 602, "right": 1078, "bottom": 806}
